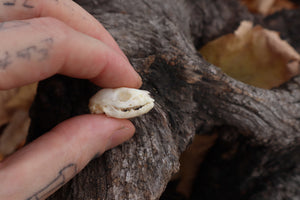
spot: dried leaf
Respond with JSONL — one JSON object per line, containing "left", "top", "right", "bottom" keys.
{"left": 0, "top": 89, "right": 18, "bottom": 126}
{"left": 0, "top": 110, "right": 30, "bottom": 156}
{"left": 175, "top": 134, "right": 218, "bottom": 198}
{"left": 0, "top": 83, "right": 37, "bottom": 158}
{"left": 199, "top": 21, "right": 300, "bottom": 89}
{"left": 5, "top": 83, "right": 37, "bottom": 111}
{"left": 241, "top": 0, "right": 298, "bottom": 15}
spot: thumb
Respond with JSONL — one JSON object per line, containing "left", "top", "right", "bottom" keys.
{"left": 0, "top": 115, "right": 135, "bottom": 200}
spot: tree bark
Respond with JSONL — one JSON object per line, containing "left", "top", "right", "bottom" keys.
{"left": 28, "top": 0, "right": 300, "bottom": 199}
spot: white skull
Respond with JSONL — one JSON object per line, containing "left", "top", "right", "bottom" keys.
{"left": 89, "top": 87, "right": 154, "bottom": 119}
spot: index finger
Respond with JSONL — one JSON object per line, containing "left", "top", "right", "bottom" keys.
{"left": 0, "top": 0, "right": 126, "bottom": 58}
{"left": 0, "top": 18, "right": 142, "bottom": 90}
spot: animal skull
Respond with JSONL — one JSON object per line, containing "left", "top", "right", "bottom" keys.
{"left": 89, "top": 87, "right": 155, "bottom": 119}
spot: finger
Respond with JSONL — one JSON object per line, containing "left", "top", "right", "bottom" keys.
{"left": 0, "top": 0, "right": 127, "bottom": 58}
{"left": 0, "top": 17, "right": 142, "bottom": 90}
{"left": 0, "top": 115, "right": 135, "bottom": 199}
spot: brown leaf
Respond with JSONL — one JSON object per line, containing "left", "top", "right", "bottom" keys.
{"left": 0, "top": 110, "right": 31, "bottom": 156}
{"left": 0, "top": 89, "right": 18, "bottom": 126}
{"left": 175, "top": 134, "right": 218, "bottom": 198}
{"left": 199, "top": 21, "right": 300, "bottom": 89}
{"left": 0, "top": 83, "right": 37, "bottom": 158}
{"left": 5, "top": 83, "right": 37, "bottom": 111}
{"left": 241, "top": 0, "right": 298, "bottom": 15}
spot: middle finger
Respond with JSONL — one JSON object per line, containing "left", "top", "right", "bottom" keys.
{"left": 0, "top": 0, "right": 127, "bottom": 58}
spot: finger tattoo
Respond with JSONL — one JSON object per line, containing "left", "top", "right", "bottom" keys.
{"left": 0, "top": 37, "right": 54, "bottom": 70}
{"left": 2, "top": 0, "right": 34, "bottom": 8}
{"left": 16, "top": 38, "right": 54, "bottom": 61}
{"left": 26, "top": 163, "right": 78, "bottom": 200}
{"left": 0, "top": 51, "right": 12, "bottom": 70}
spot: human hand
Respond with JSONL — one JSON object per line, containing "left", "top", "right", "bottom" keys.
{"left": 0, "top": 0, "right": 142, "bottom": 199}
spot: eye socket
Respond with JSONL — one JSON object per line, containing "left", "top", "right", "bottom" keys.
{"left": 118, "top": 91, "right": 132, "bottom": 102}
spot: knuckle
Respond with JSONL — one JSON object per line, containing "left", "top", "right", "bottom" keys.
{"left": 31, "top": 17, "right": 70, "bottom": 40}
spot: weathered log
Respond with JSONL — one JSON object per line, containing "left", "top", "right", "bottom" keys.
{"left": 28, "top": 0, "right": 300, "bottom": 199}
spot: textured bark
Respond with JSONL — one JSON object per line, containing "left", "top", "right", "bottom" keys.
{"left": 28, "top": 0, "right": 300, "bottom": 199}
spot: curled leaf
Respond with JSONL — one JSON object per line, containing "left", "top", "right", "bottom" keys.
{"left": 200, "top": 21, "right": 300, "bottom": 89}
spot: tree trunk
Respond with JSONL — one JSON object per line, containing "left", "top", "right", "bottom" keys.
{"left": 28, "top": 0, "right": 300, "bottom": 199}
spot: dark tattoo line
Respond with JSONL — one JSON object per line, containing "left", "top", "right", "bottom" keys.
{"left": 0, "top": 37, "right": 54, "bottom": 70}
{"left": 41, "top": 38, "right": 54, "bottom": 45}
{"left": 16, "top": 45, "right": 49, "bottom": 61}
{"left": 33, "top": 37, "right": 53, "bottom": 61}
{"left": 0, "top": 51, "right": 12, "bottom": 70}
{"left": 3, "top": 0, "right": 34, "bottom": 8}
{"left": 3, "top": 0, "right": 16, "bottom": 6}
{"left": 17, "top": 37, "right": 53, "bottom": 60}
{"left": 16, "top": 46, "right": 37, "bottom": 60}
{"left": 36, "top": 48, "right": 49, "bottom": 61}
{"left": 22, "top": 0, "right": 33, "bottom": 8}
{"left": 26, "top": 163, "right": 78, "bottom": 200}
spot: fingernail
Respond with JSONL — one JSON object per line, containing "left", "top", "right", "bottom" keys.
{"left": 128, "top": 62, "right": 142, "bottom": 88}
{"left": 135, "top": 73, "right": 143, "bottom": 88}
{"left": 105, "top": 125, "right": 135, "bottom": 150}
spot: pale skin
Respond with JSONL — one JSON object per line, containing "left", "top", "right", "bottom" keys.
{"left": 0, "top": 0, "right": 142, "bottom": 199}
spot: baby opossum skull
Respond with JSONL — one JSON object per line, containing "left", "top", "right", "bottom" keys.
{"left": 89, "top": 87, "right": 154, "bottom": 119}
